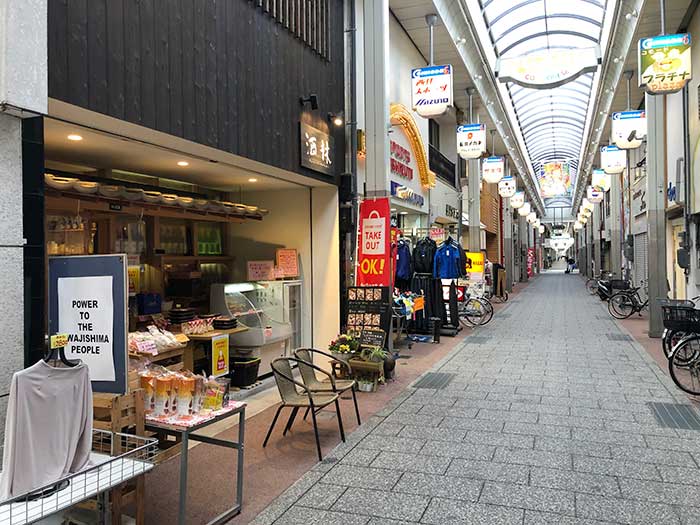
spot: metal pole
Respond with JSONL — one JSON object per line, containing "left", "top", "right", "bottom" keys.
{"left": 426, "top": 14, "right": 437, "bottom": 66}
{"left": 623, "top": 70, "right": 634, "bottom": 279}
{"left": 660, "top": 0, "right": 666, "bottom": 35}
{"left": 467, "top": 89, "right": 481, "bottom": 251}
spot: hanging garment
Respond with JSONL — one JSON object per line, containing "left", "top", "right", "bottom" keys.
{"left": 448, "top": 280, "right": 460, "bottom": 328}
{"left": 0, "top": 361, "right": 93, "bottom": 500}
{"left": 395, "top": 240, "right": 413, "bottom": 280}
{"left": 433, "top": 239, "right": 463, "bottom": 279}
{"left": 413, "top": 238, "right": 437, "bottom": 275}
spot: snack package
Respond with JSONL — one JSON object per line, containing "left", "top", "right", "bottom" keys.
{"left": 193, "top": 374, "right": 205, "bottom": 414}
{"left": 176, "top": 374, "right": 196, "bottom": 417}
{"left": 140, "top": 371, "right": 157, "bottom": 414}
{"left": 154, "top": 375, "right": 173, "bottom": 416}
{"left": 215, "top": 377, "right": 231, "bottom": 407}
{"left": 202, "top": 377, "right": 222, "bottom": 411}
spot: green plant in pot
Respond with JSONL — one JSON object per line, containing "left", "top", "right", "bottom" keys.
{"left": 361, "top": 346, "right": 388, "bottom": 363}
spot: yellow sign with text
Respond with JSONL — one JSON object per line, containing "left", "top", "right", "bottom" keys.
{"left": 211, "top": 334, "right": 230, "bottom": 378}
{"left": 50, "top": 333, "right": 69, "bottom": 349}
{"left": 465, "top": 252, "right": 484, "bottom": 275}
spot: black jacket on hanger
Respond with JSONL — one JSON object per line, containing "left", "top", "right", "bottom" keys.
{"left": 413, "top": 237, "right": 438, "bottom": 275}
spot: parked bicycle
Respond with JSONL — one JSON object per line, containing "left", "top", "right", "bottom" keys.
{"left": 458, "top": 281, "right": 494, "bottom": 327}
{"left": 597, "top": 278, "right": 630, "bottom": 302}
{"left": 660, "top": 297, "right": 700, "bottom": 359}
{"left": 585, "top": 271, "right": 612, "bottom": 296}
{"left": 663, "top": 304, "right": 700, "bottom": 395}
{"left": 607, "top": 280, "right": 647, "bottom": 319}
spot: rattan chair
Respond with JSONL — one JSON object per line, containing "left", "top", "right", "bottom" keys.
{"left": 294, "top": 348, "right": 361, "bottom": 425}
{"left": 263, "top": 357, "right": 345, "bottom": 461}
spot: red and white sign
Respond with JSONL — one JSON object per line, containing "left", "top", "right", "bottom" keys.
{"left": 390, "top": 140, "right": 413, "bottom": 180}
{"left": 356, "top": 198, "right": 392, "bottom": 286}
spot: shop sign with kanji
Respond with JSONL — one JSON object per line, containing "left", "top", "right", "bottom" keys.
{"left": 411, "top": 65, "right": 453, "bottom": 118}
{"left": 457, "top": 124, "right": 486, "bottom": 160}
{"left": 300, "top": 122, "right": 334, "bottom": 175}
{"left": 638, "top": 33, "right": 692, "bottom": 94}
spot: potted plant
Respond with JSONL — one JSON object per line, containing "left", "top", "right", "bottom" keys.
{"left": 328, "top": 334, "right": 359, "bottom": 364}
{"left": 357, "top": 378, "right": 374, "bottom": 392}
{"left": 360, "top": 346, "right": 388, "bottom": 363}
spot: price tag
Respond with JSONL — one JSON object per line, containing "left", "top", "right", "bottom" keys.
{"left": 135, "top": 340, "right": 158, "bottom": 355}
{"left": 50, "top": 333, "right": 69, "bottom": 349}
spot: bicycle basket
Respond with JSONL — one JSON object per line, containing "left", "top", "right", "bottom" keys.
{"left": 610, "top": 279, "right": 630, "bottom": 290}
{"left": 661, "top": 305, "right": 700, "bottom": 332}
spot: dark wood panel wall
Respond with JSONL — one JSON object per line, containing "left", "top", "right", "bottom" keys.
{"left": 48, "top": 0, "right": 345, "bottom": 183}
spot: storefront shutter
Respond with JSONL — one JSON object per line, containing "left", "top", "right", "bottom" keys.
{"left": 634, "top": 232, "right": 648, "bottom": 288}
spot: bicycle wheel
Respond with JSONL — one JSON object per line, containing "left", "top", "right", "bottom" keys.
{"left": 671, "top": 333, "right": 700, "bottom": 367}
{"left": 586, "top": 279, "right": 598, "bottom": 295}
{"left": 662, "top": 329, "right": 687, "bottom": 359}
{"left": 669, "top": 336, "right": 700, "bottom": 395}
{"left": 608, "top": 292, "right": 635, "bottom": 319}
{"left": 460, "top": 298, "right": 486, "bottom": 326}
{"left": 479, "top": 298, "right": 494, "bottom": 325}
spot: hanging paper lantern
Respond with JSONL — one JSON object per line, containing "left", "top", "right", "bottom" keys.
{"left": 611, "top": 110, "right": 646, "bottom": 150}
{"left": 518, "top": 202, "right": 531, "bottom": 216}
{"left": 539, "top": 225, "right": 545, "bottom": 234}
{"left": 482, "top": 156, "right": 505, "bottom": 183}
{"left": 592, "top": 169, "right": 611, "bottom": 192}
{"left": 600, "top": 145, "right": 627, "bottom": 174}
{"left": 526, "top": 212, "right": 537, "bottom": 224}
{"left": 574, "top": 222, "right": 583, "bottom": 230}
{"left": 587, "top": 185, "right": 604, "bottom": 204}
{"left": 510, "top": 191, "right": 525, "bottom": 209}
{"left": 582, "top": 198, "right": 595, "bottom": 212}
{"left": 498, "top": 176, "right": 517, "bottom": 198}
{"left": 533, "top": 219, "right": 541, "bottom": 229}
{"left": 457, "top": 124, "right": 486, "bottom": 160}
{"left": 579, "top": 214, "right": 588, "bottom": 224}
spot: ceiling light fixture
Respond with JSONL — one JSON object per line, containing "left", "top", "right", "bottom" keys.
{"left": 67, "top": 134, "right": 83, "bottom": 141}
{"left": 248, "top": 178, "right": 258, "bottom": 183}
{"left": 177, "top": 161, "right": 189, "bottom": 167}
{"left": 328, "top": 112, "right": 344, "bottom": 127}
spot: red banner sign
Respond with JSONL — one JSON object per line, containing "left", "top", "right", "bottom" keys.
{"left": 357, "top": 198, "right": 392, "bottom": 286}
{"left": 527, "top": 248, "right": 535, "bottom": 278}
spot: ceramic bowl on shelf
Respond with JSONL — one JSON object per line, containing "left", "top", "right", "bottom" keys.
{"left": 177, "top": 196, "right": 194, "bottom": 208}
{"left": 72, "top": 180, "right": 99, "bottom": 194}
{"left": 160, "top": 194, "right": 178, "bottom": 205}
{"left": 193, "top": 199, "right": 209, "bottom": 210}
{"left": 210, "top": 201, "right": 227, "bottom": 212}
{"left": 143, "top": 191, "right": 162, "bottom": 203}
{"left": 98, "top": 184, "right": 123, "bottom": 198}
{"left": 221, "top": 201, "right": 237, "bottom": 213}
{"left": 122, "top": 187, "right": 144, "bottom": 201}
{"left": 45, "top": 174, "right": 77, "bottom": 191}
{"left": 232, "top": 204, "right": 247, "bottom": 216}
{"left": 259, "top": 208, "right": 270, "bottom": 216}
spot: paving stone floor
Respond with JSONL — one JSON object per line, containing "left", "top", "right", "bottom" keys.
{"left": 251, "top": 273, "right": 700, "bottom": 525}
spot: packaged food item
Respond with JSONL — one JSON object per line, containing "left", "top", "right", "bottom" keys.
{"left": 202, "top": 377, "right": 222, "bottom": 411}
{"left": 154, "top": 375, "right": 173, "bottom": 416}
{"left": 193, "top": 374, "right": 205, "bottom": 414}
{"left": 215, "top": 377, "right": 231, "bottom": 407}
{"left": 140, "top": 371, "right": 157, "bottom": 414}
{"left": 176, "top": 375, "right": 196, "bottom": 417}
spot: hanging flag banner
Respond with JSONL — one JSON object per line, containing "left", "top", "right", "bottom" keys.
{"left": 638, "top": 33, "right": 692, "bottom": 94}
{"left": 592, "top": 169, "right": 612, "bottom": 192}
{"left": 600, "top": 145, "right": 626, "bottom": 174}
{"left": 498, "top": 176, "right": 517, "bottom": 198}
{"left": 538, "top": 161, "right": 573, "bottom": 199}
{"left": 587, "top": 186, "right": 604, "bottom": 204}
{"left": 482, "top": 156, "right": 505, "bottom": 183}
{"left": 611, "top": 111, "right": 647, "bottom": 149}
{"left": 411, "top": 65, "right": 453, "bottom": 118}
{"left": 510, "top": 191, "right": 525, "bottom": 209}
{"left": 456, "top": 124, "right": 486, "bottom": 159}
{"left": 496, "top": 47, "right": 601, "bottom": 89}
{"left": 356, "top": 198, "right": 392, "bottom": 287}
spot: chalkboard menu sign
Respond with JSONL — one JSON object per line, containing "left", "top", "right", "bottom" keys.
{"left": 360, "top": 329, "right": 386, "bottom": 349}
{"left": 346, "top": 286, "right": 391, "bottom": 344}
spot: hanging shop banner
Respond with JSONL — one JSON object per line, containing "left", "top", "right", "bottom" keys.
{"left": 482, "top": 156, "right": 505, "bottom": 184}
{"left": 465, "top": 252, "right": 485, "bottom": 280}
{"left": 498, "top": 176, "right": 517, "bottom": 198}
{"left": 538, "top": 161, "right": 573, "bottom": 198}
{"left": 611, "top": 111, "right": 647, "bottom": 149}
{"left": 587, "top": 186, "right": 604, "bottom": 204}
{"left": 496, "top": 47, "right": 601, "bottom": 89}
{"left": 527, "top": 248, "right": 535, "bottom": 277}
{"left": 456, "top": 124, "right": 486, "bottom": 160}
{"left": 411, "top": 65, "right": 453, "bottom": 118}
{"left": 49, "top": 255, "right": 128, "bottom": 394}
{"left": 357, "top": 198, "right": 392, "bottom": 286}
{"left": 510, "top": 191, "right": 525, "bottom": 209}
{"left": 600, "top": 145, "right": 626, "bottom": 174}
{"left": 300, "top": 122, "right": 334, "bottom": 175}
{"left": 592, "top": 169, "right": 612, "bottom": 192}
{"left": 639, "top": 33, "right": 692, "bottom": 94}
{"left": 211, "top": 334, "right": 230, "bottom": 378}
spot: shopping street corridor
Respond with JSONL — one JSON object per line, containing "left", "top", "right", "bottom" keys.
{"left": 252, "top": 272, "right": 700, "bottom": 525}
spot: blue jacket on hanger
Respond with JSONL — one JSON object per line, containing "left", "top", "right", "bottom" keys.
{"left": 395, "top": 240, "right": 412, "bottom": 280}
{"left": 433, "top": 241, "right": 462, "bottom": 279}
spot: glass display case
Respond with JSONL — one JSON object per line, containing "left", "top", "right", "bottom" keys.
{"left": 46, "top": 213, "right": 96, "bottom": 256}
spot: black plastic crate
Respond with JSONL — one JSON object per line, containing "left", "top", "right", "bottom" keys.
{"left": 230, "top": 357, "right": 261, "bottom": 387}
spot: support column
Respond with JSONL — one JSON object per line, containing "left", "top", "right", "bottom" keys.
{"left": 647, "top": 92, "right": 668, "bottom": 338}
{"left": 467, "top": 160, "right": 481, "bottom": 251}
{"left": 363, "top": 0, "right": 390, "bottom": 196}
{"left": 586, "top": 223, "right": 593, "bottom": 278}
{"left": 593, "top": 205, "right": 602, "bottom": 276}
{"left": 519, "top": 215, "right": 529, "bottom": 282}
{"left": 503, "top": 201, "right": 513, "bottom": 293}
{"left": 610, "top": 169, "right": 623, "bottom": 278}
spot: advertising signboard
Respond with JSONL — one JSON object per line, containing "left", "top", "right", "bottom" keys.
{"left": 611, "top": 111, "right": 646, "bottom": 149}
{"left": 356, "top": 198, "right": 392, "bottom": 286}
{"left": 411, "top": 65, "right": 453, "bottom": 118}
{"left": 639, "top": 33, "right": 692, "bottom": 94}
{"left": 601, "top": 145, "right": 626, "bottom": 174}
{"left": 482, "top": 156, "right": 505, "bottom": 183}
{"left": 457, "top": 124, "right": 486, "bottom": 160}
{"left": 497, "top": 47, "right": 601, "bottom": 89}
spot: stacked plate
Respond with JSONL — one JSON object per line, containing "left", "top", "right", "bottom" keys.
{"left": 213, "top": 317, "right": 238, "bottom": 330}
{"left": 168, "top": 307, "right": 196, "bottom": 324}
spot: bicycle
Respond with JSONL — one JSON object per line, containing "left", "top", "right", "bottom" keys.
{"left": 660, "top": 298, "right": 700, "bottom": 360}
{"left": 607, "top": 281, "right": 647, "bottom": 319}
{"left": 585, "top": 271, "right": 612, "bottom": 296}
{"left": 458, "top": 281, "right": 494, "bottom": 327}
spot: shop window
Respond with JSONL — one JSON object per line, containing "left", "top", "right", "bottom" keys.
{"left": 252, "top": 0, "right": 330, "bottom": 59}
{"left": 429, "top": 119, "right": 440, "bottom": 150}
{"left": 159, "top": 220, "right": 192, "bottom": 256}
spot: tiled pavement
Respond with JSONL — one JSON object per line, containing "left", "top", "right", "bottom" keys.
{"left": 251, "top": 273, "right": 700, "bottom": 525}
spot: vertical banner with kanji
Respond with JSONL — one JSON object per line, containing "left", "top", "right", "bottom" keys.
{"left": 356, "top": 198, "right": 392, "bottom": 286}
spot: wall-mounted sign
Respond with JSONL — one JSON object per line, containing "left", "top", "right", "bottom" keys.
{"left": 496, "top": 47, "right": 601, "bottom": 89}
{"left": 498, "top": 176, "right": 517, "bottom": 198}
{"left": 456, "top": 124, "right": 486, "bottom": 160}
{"left": 611, "top": 111, "right": 647, "bottom": 149}
{"left": 510, "top": 191, "right": 525, "bottom": 209}
{"left": 275, "top": 248, "right": 299, "bottom": 278}
{"left": 465, "top": 252, "right": 485, "bottom": 280}
{"left": 445, "top": 204, "right": 460, "bottom": 221}
{"left": 391, "top": 181, "right": 425, "bottom": 207}
{"left": 390, "top": 140, "right": 413, "bottom": 180}
{"left": 300, "top": 122, "right": 334, "bottom": 175}
{"left": 247, "top": 260, "right": 276, "bottom": 281}
{"left": 411, "top": 65, "right": 453, "bottom": 118}
{"left": 587, "top": 186, "right": 604, "bottom": 204}
{"left": 639, "top": 33, "right": 692, "bottom": 94}
{"left": 356, "top": 198, "right": 392, "bottom": 287}
{"left": 482, "top": 156, "right": 505, "bottom": 184}
{"left": 49, "top": 255, "right": 128, "bottom": 394}
{"left": 592, "top": 169, "right": 612, "bottom": 192}
{"left": 600, "top": 145, "right": 626, "bottom": 174}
